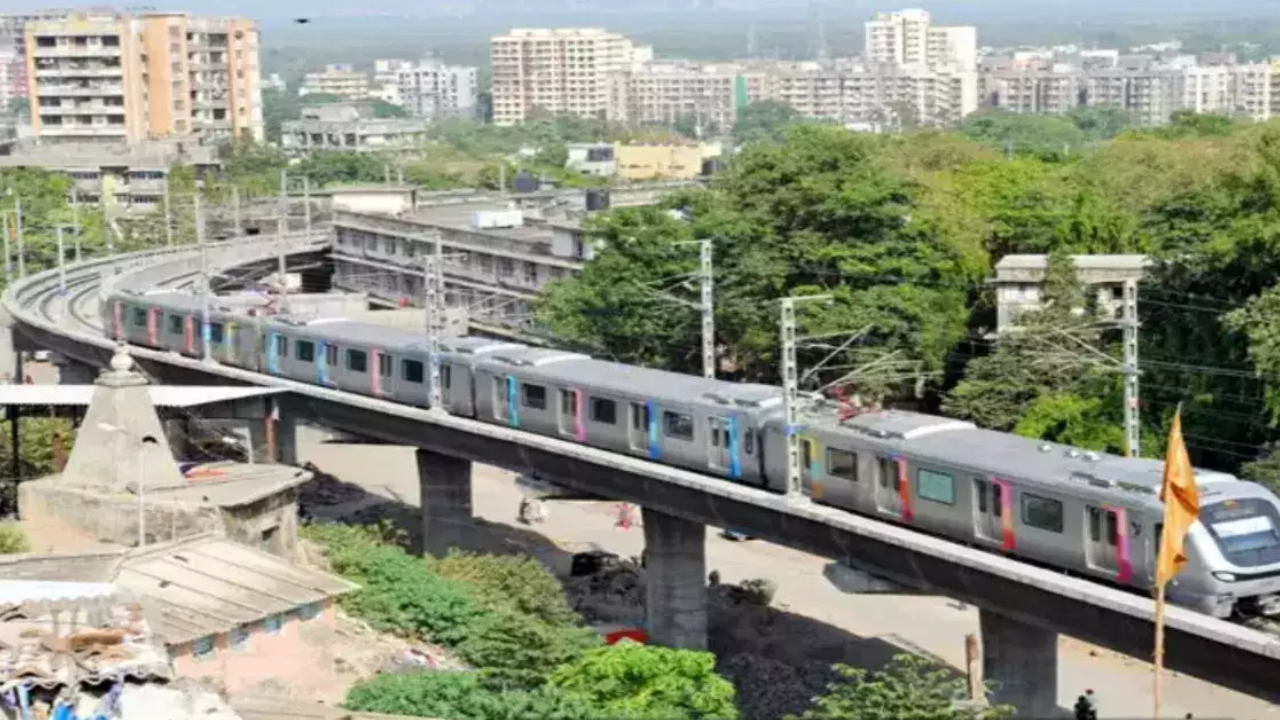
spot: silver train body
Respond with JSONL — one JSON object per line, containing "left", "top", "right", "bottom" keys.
{"left": 106, "top": 289, "right": 1280, "bottom": 619}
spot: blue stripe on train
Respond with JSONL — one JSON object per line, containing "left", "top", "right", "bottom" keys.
{"left": 507, "top": 375, "right": 520, "bottom": 428}
{"left": 727, "top": 416, "right": 741, "bottom": 480}
{"left": 266, "top": 332, "right": 280, "bottom": 375}
{"left": 646, "top": 400, "right": 659, "bottom": 459}
{"left": 316, "top": 340, "right": 329, "bottom": 385}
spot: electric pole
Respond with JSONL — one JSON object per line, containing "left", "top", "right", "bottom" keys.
{"left": 699, "top": 239, "right": 714, "bottom": 379}
{"left": 303, "top": 176, "right": 312, "bottom": 237}
{"left": 277, "top": 170, "right": 290, "bottom": 314}
{"left": 423, "top": 239, "right": 444, "bottom": 409}
{"left": 231, "top": 185, "right": 242, "bottom": 236}
{"left": 55, "top": 226, "right": 66, "bottom": 295}
{"left": 13, "top": 197, "right": 23, "bottom": 278}
{"left": 780, "top": 293, "right": 831, "bottom": 500}
{"left": 196, "top": 194, "right": 212, "bottom": 363}
{"left": 1, "top": 213, "right": 10, "bottom": 284}
{"left": 1122, "top": 279, "right": 1140, "bottom": 458}
{"left": 162, "top": 178, "right": 174, "bottom": 247}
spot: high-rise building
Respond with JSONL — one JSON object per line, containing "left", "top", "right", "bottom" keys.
{"left": 489, "top": 28, "right": 646, "bottom": 126}
{"left": 25, "top": 11, "right": 263, "bottom": 143}
{"left": 395, "top": 58, "right": 478, "bottom": 120}
{"left": 864, "top": 9, "right": 977, "bottom": 71}
{"left": 607, "top": 61, "right": 768, "bottom": 131}
{"left": 300, "top": 63, "right": 370, "bottom": 99}
{"left": 772, "top": 61, "right": 977, "bottom": 128}
{"left": 2, "top": 8, "right": 78, "bottom": 106}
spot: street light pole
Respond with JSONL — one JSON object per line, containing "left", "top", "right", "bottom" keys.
{"left": 780, "top": 293, "right": 832, "bottom": 500}
{"left": 99, "top": 423, "right": 158, "bottom": 547}
{"left": 56, "top": 226, "right": 67, "bottom": 295}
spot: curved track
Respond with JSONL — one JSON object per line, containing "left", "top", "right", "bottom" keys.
{"left": 7, "top": 235, "right": 1280, "bottom": 704}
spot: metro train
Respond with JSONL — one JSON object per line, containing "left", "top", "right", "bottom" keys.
{"left": 105, "top": 288, "right": 1280, "bottom": 620}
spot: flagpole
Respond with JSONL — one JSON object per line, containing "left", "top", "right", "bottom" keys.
{"left": 1153, "top": 581, "right": 1166, "bottom": 720}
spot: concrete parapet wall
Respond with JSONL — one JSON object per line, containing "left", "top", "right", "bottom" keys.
{"left": 20, "top": 478, "right": 224, "bottom": 547}
{"left": 0, "top": 547, "right": 125, "bottom": 580}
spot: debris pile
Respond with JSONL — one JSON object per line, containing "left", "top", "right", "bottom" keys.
{"left": 298, "top": 462, "right": 372, "bottom": 513}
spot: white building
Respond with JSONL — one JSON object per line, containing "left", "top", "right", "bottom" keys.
{"left": 395, "top": 58, "right": 478, "bottom": 120}
{"left": 865, "top": 9, "right": 976, "bottom": 71}
{"left": 490, "top": 28, "right": 645, "bottom": 126}
{"left": 300, "top": 63, "right": 370, "bottom": 99}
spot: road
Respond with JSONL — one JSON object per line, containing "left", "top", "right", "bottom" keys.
{"left": 306, "top": 428, "right": 1280, "bottom": 718}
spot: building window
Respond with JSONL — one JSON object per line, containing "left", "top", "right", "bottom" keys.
{"left": 296, "top": 340, "right": 315, "bottom": 362}
{"left": 827, "top": 448, "right": 858, "bottom": 481}
{"left": 663, "top": 411, "right": 693, "bottom": 441}
{"left": 347, "top": 349, "right": 367, "bottom": 373}
{"left": 262, "top": 615, "right": 284, "bottom": 635}
{"left": 522, "top": 383, "right": 547, "bottom": 410}
{"left": 917, "top": 469, "right": 955, "bottom": 505}
{"left": 403, "top": 359, "right": 424, "bottom": 384}
{"left": 589, "top": 397, "right": 616, "bottom": 425}
{"left": 229, "top": 627, "right": 250, "bottom": 651}
{"left": 1022, "top": 493, "right": 1064, "bottom": 534}
{"left": 193, "top": 637, "right": 215, "bottom": 660}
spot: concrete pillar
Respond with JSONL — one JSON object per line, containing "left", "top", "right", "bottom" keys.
{"left": 980, "top": 609, "right": 1058, "bottom": 718}
{"left": 641, "top": 507, "right": 707, "bottom": 651}
{"left": 417, "top": 448, "right": 472, "bottom": 557}
{"left": 52, "top": 354, "right": 97, "bottom": 385}
{"left": 246, "top": 419, "right": 271, "bottom": 463}
{"left": 276, "top": 412, "right": 298, "bottom": 466}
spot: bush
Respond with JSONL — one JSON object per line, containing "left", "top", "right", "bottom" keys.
{"left": 345, "top": 671, "right": 595, "bottom": 720}
{"left": 431, "top": 551, "right": 584, "bottom": 627}
{"left": 550, "top": 641, "right": 739, "bottom": 720}
{"left": 0, "top": 523, "right": 29, "bottom": 554}
{"left": 786, "top": 654, "right": 1013, "bottom": 720}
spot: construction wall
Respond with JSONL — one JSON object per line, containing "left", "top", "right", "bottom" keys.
{"left": 19, "top": 480, "right": 223, "bottom": 547}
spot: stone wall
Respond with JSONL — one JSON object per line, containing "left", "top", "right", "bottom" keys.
{"left": 19, "top": 479, "right": 224, "bottom": 547}
{"left": 0, "top": 548, "right": 125, "bottom": 580}
{"left": 222, "top": 489, "right": 301, "bottom": 558}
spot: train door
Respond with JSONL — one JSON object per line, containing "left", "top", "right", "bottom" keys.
{"left": 1086, "top": 505, "right": 1121, "bottom": 574}
{"left": 266, "top": 332, "right": 283, "bottom": 375}
{"left": 973, "top": 478, "right": 1002, "bottom": 543}
{"left": 494, "top": 376, "right": 516, "bottom": 425}
{"left": 875, "top": 456, "right": 903, "bottom": 517}
{"left": 628, "top": 402, "right": 653, "bottom": 456}
{"left": 375, "top": 351, "right": 394, "bottom": 397}
{"left": 707, "top": 416, "right": 731, "bottom": 473}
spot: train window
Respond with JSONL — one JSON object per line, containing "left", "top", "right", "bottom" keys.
{"left": 827, "top": 448, "right": 857, "bottom": 481}
{"left": 590, "top": 397, "right": 616, "bottom": 425}
{"left": 346, "top": 349, "right": 367, "bottom": 373}
{"left": 632, "top": 404, "right": 650, "bottom": 430}
{"left": 801, "top": 439, "right": 813, "bottom": 468}
{"left": 402, "top": 359, "right": 424, "bottom": 384}
{"left": 378, "top": 354, "right": 393, "bottom": 378}
{"left": 1022, "top": 494, "right": 1064, "bottom": 534}
{"left": 992, "top": 483, "right": 1003, "bottom": 513}
{"left": 663, "top": 411, "right": 694, "bottom": 441}
{"left": 168, "top": 315, "right": 182, "bottom": 334}
{"left": 877, "top": 457, "right": 899, "bottom": 490}
{"left": 210, "top": 323, "right": 224, "bottom": 344}
{"left": 709, "top": 423, "right": 722, "bottom": 448}
{"left": 442, "top": 364, "right": 452, "bottom": 389}
{"left": 975, "top": 479, "right": 988, "bottom": 514}
{"left": 1088, "top": 507, "right": 1101, "bottom": 542}
{"left": 326, "top": 345, "right": 338, "bottom": 366}
{"left": 296, "top": 341, "right": 315, "bottom": 363}
{"left": 918, "top": 469, "right": 955, "bottom": 505}
{"left": 522, "top": 384, "right": 547, "bottom": 410}
{"left": 1105, "top": 511, "right": 1119, "bottom": 546}
{"left": 274, "top": 335, "right": 288, "bottom": 356}
{"left": 744, "top": 429, "right": 755, "bottom": 455}
{"left": 132, "top": 308, "right": 147, "bottom": 327}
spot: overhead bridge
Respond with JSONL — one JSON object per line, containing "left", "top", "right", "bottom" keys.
{"left": 5, "top": 234, "right": 1280, "bottom": 715}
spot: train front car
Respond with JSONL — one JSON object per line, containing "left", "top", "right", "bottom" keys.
{"left": 1187, "top": 477, "right": 1280, "bottom": 620}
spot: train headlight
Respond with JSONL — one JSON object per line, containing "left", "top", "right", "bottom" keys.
{"left": 1213, "top": 571, "right": 1237, "bottom": 582}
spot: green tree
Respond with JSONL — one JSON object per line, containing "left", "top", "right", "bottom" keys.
{"left": 549, "top": 641, "right": 739, "bottom": 720}
{"left": 345, "top": 672, "right": 594, "bottom": 720}
{"left": 732, "top": 100, "right": 803, "bottom": 146}
{"left": 1241, "top": 444, "right": 1280, "bottom": 495}
{"left": 0, "top": 523, "right": 30, "bottom": 554}
{"left": 959, "top": 109, "right": 1088, "bottom": 158}
{"left": 787, "top": 654, "right": 1012, "bottom": 720}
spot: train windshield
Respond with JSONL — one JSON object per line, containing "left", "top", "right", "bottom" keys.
{"left": 1202, "top": 498, "right": 1280, "bottom": 567}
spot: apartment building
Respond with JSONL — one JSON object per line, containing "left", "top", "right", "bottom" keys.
{"left": 300, "top": 63, "right": 370, "bottom": 99}
{"left": 607, "top": 61, "right": 768, "bottom": 130}
{"left": 281, "top": 102, "right": 427, "bottom": 153}
{"left": 0, "top": 39, "right": 16, "bottom": 111}
{"left": 24, "top": 11, "right": 263, "bottom": 143}
{"left": 864, "top": 9, "right": 977, "bottom": 71}
{"left": 394, "top": 57, "right": 478, "bottom": 120}
{"left": 2, "top": 8, "right": 79, "bottom": 105}
{"left": 490, "top": 28, "right": 649, "bottom": 126}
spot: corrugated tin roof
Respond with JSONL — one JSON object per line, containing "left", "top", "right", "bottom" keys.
{"left": 0, "top": 385, "right": 285, "bottom": 408}
{"left": 113, "top": 535, "right": 358, "bottom": 646}
{"left": 0, "top": 586, "right": 173, "bottom": 692}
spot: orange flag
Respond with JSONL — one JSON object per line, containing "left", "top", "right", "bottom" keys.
{"left": 1156, "top": 408, "right": 1201, "bottom": 587}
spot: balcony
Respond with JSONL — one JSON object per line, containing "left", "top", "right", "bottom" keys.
{"left": 38, "top": 124, "right": 127, "bottom": 137}
{"left": 33, "top": 65, "right": 124, "bottom": 78}
{"left": 37, "top": 83, "right": 125, "bottom": 96}
{"left": 31, "top": 44, "right": 121, "bottom": 58}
